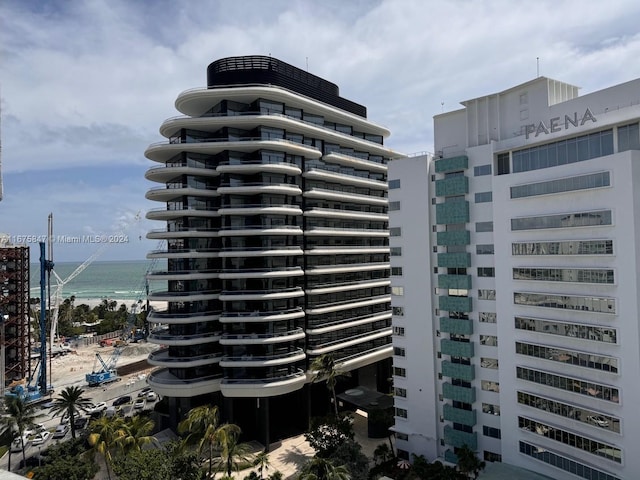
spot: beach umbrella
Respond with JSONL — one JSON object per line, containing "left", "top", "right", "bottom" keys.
{"left": 397, "top": 459, "right": 411, "bottom": 470}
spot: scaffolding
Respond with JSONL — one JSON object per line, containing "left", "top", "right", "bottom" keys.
{"left": 0, "top": 241, "right": 31, "bottom": 391}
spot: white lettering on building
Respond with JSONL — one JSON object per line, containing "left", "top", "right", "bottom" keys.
{"left": 525, "top": 108, "right": 597, "bottom": 139}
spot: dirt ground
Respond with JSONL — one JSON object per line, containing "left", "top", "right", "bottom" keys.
{"left": 49, "top": 342, "right": 159, "bottom": 389}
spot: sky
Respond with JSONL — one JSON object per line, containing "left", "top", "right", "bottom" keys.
{"left": 1, "top": 0, "right": 640, "bottom": 262}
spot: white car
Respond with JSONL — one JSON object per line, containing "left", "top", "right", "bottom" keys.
{"left": 52, "top": 424, "right": 69, "bottom": 439}
{"left": 10, "top": 436, "right": 30, "bottom": 452}
{"left": 133, "top": 398, "right": 146, "bottom": 410}
{"left": 31, "top": 430, "right": 51, "bottom": 446}
{"left": 146, "top": 391, "right": 158, "bottom": 402}
{"left": 588, "top": 415, "right": 610, "bottom": 427}
{"left": 88, "top": 402, "right": 108, "bottom": 414}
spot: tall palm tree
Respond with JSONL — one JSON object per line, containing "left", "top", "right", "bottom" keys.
{"left": 299, "top": 457, "right": 351, "bottom": 480}
{"left": 3, "top": 396, "right": 37, "bottom": 470}
{"left": 117, "top": 414, "right": 156, "bottom": 453}
{"left": 178, "top": 404, "right": 220, "bottom": 478}
{"left": 214, "top": 423, "right": 252, "bottom": 478}
{"left": 49, "top": 385, "right": 93, "bottom": 439}
{"left": 310, "top": 354, "right": 350, "bottom": 417}
{"left": 88, "top": 415, "right": 126, "bottom": 480}
{"left": 254, "top": 450, "right": 271, "bottom": 480}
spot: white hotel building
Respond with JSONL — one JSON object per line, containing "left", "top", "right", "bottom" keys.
{"left": 389, "top": 76, "right": 640, "bottom": 480}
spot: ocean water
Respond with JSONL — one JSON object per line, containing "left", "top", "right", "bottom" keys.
{"left": 29, "top": 260, "right": 160, "bottom": 301}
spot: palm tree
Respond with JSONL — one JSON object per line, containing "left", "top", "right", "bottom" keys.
{"left": 254, "top": 450, "right": 271, "bottom": 480}
{"left": 49, "top": 385, "right": 93, "bottom": 439}
{"left": 214, "top": 423, "right": 252, "bottom": 478}
{"left": 456, "top": 444, "right": 486, "bottom": 479}
{"left": 117, "top": 414, "right": 156, "bottom": 453}
{"left": 310, "top": 354, "right": 350, "bottom": 417}
{"left": 178, "top": 404, "right": 221, "bottom": 478}
{"left": 89, "top": 415, "right": 127, "bottom": 480}
{"left": 3, "top": 396, "right": 38, "bottom": 470}
{"left": 299, "top": 457, "right": 351, "bottom": 480}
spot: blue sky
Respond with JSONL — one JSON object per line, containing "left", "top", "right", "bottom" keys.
{"left": 1, "top": 0, "right": 640, "bottom": 261}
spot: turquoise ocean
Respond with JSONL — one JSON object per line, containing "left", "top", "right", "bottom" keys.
{"left": 29, "top": 260, "right": 161, "bottom": 301}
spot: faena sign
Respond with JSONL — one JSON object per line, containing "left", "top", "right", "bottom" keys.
{"left": 525, "top": 108, "right": 597, "bottom": 139}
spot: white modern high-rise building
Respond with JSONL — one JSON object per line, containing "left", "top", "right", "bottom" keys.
{"left": 390, "top": 76, "right": 640, "bottom": 480}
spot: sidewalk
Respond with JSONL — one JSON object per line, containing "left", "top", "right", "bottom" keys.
{"left": 238, "top": 411, "right": 390, "bottom": 479}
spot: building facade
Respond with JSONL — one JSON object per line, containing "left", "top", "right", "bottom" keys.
{"left": 144, "top": 56, "right": 398, "bottom": 443}
{"left": 390, "top": 77, "right": 640, "bottom": 480}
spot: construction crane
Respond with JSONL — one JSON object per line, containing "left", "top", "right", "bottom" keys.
{"left": 86, "top": 347, "right": 123, "bottom": 387}
{"left": 5, "top": 242, "right": 53, "bottom": 404}
{"left": 48, "top": 211, "right": 142, "bottom": 349}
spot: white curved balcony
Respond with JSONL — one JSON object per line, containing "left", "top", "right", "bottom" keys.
{"left": 218, "top": 204, "right": 303, "bottom": 216}
{"left": 303, "top": 168, "right": 388, "bottom": 190}
{"left": 145, "top": 138, "right": 321, "bottom": 163}
{"left": 220, "top": 349, "right": 306, "bottom": 368}
{"left": 337, "top": 344, "right": 393, "bottom": 372}
{"left": 146, "top": 186, "right": 219, "bottom": 202}
{"left": 147, "top": 228, "right": 218, "bottom": 240}
{"left": 219, "top": 308, "right": 305, "bottom": 324}
{"left": 323, "top": 151, "right": 388, "bottom": 172}
{"left": 147, "top": 348, "right": 223, "bottom": 368}
{"left": 220, "top": 328, "right": 305, "bottom": 346}
{"left": 147, "top": 368, "right": 222, "bottom": 397}
{"left": 147, "top": 290, "right": 220, "bottom": 302}
{"left": 146, "top": 207, "right": 220, "bottom": 221}
{"left": 217, "top": 162, "right": 301, "bottom": 176}
{"left": 305, "top": 279, "right": 390, "bottom": 295}
{"left": 173, "top": 87, "right": 390, "bottom": 136}
{"left": 305, "top": 247, "right": 388, "bottom": 256}
{"left": 304, "top": 208, "right": 388, "bottom": 221}
{"left": 306, "top": 312, "right": 391, "bottom": 335}
{"left": 218, "top": 247, "right": 303, "bottom": 258}
{"left": 304, "top": 227, "right": 388, "bottom": 237}
{"left": 218, "top": 267, "right": 304, "bottom": 280}
{"left": 147, "top": 309, "right": 221, "bottom": 325}
{"left": 306, "top": 328, "right": 392, "bottom": 356}
{"left": 147, "top": 329, "right": 222, "bottom": 346}
{"left": 304, "top": 187, "right": 388, "bottom": 206}
{"left": 306, "top": 294, "right": 391, "bottom": 315}
{"left": 147, "top": 248, "right": 220, "bottom": 260}
{"left": 218, "top": 226, "right": 303, "bottom": 237}
{"left": 146, "top": 270, "right": 220, "bottom": 281}
{"left": 220, "top": 368, "right": 307, "bottom": 398}
{"left": 145, "top": 165, "right": 220, "bottom": 183}
{"left": 217, "top": 184, "right": 302, "bottom": 196}
{"left": 219, "top": 287, "right": 305, "bottom": 302}
{"left": 305, "top": 262, "right": 390, "bottom": 275}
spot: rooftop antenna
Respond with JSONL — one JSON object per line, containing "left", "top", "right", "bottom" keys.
{"left": 441, "top": 102, "right": 445, "bottom": 113}
{"left": 306, "top": 57, "right": 309, "bottom": 71}
{"left": 537, "top": 57, "right": 540, "bottom": 78}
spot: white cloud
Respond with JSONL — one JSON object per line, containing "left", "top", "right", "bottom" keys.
{"left": 1, "top": 0, "right": 640, "bottom": 259}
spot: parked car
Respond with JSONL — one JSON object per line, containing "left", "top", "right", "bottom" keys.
{"left": 137, "top": 387, "right": 152, "bottom": 398}
{"left": 133, "top": 398, "right": 146, "bottom": 410}
{"left": 588, "top": 415, "right": 610, "bottom": 427}
{"left": 146, "top": 391, "right": 158, "bottom": 402}
{"left": 52, "top": 424, "right": 69, "bottom": 439}
{"left": 74, "top": 416, "right": 88, "bottom": 430}
{"left": 105, "top": 406, "right": 118, "bottom": 418}
{"left": 87, "top": 402, "right": 107, "bottom": 414}
{"left": 113, "top": 395, "right": 132, "bottom": 407}
{"left": 31, "top": 430, "right": 51, "bottom": 446}
{"left": 10, "top": 436, "right": 31, "bottom": 452}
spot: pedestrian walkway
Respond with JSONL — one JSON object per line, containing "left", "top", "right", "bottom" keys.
{"left": 238, "top": 410, "right": 390, "bottom": 479}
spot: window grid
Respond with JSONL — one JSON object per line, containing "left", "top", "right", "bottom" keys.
{"left": 515, "top": 341, "right": 618, "bottom": 373}
{"left": 513, "top": 267, "right": 614, "bottom": 284}
{"left": 511, "top": 210, "right": 612, "bottom": 231}
{"left": 511, "top": 171, "right": 610, "bottom": 199}
{"left": 514, "top": 292, "right": 615, "bottom": 314}
{"left": 475, "top": 221, "right": 493, "bottom": 232}
{"left": 515, "top": 316, "right": 616, "bottom": 344}
{"left": 518, "top": 416, "right": 621, "bottom": 463}
{"left": 516, "top": 366, "right": 619, "bottom": 403}
{"left": 512, "top": 239, "right": 613, "bottom": 256}
{"left": 475, "top": 191, "right": 493, "bottom": 203}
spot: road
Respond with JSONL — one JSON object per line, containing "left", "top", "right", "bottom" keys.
{"left": 1, "top": 347, "right": 157, "bottom": 473}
